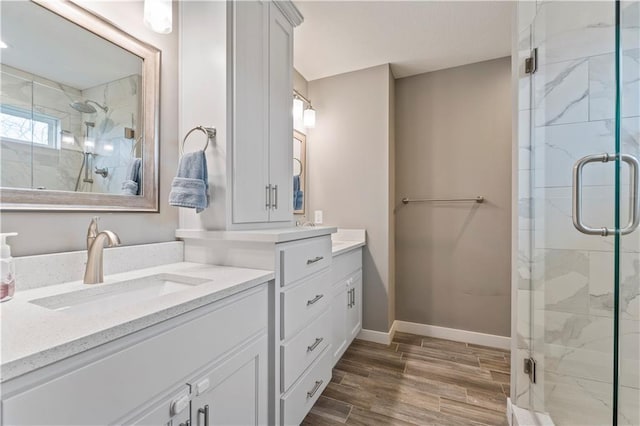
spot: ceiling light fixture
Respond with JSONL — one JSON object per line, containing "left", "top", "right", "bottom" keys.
{"left": 144, "top": 0, "right": 172, "bottom": 34}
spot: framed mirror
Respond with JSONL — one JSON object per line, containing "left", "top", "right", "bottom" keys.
{"left": 0, "top": 0, "right": 160, "bottom": 211}
{"left": 293, "top": 130, "right": 306, "bottom": 215}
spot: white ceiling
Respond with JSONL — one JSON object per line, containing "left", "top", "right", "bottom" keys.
{"left": 293, "top": 1, "right": 513, "bottom": 81}
{"left": 0, "top": 1, "right": 142, "bottom": 90}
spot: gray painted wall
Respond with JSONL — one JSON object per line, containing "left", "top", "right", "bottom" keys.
{"left": 307, "top": 64, "right": 395, "bottom": 332}
{"left": 0, "top": 1, "right": 180, "bottom": 257}
{"left": 294, "top": 69, "right": 309, "bottom": 98}
{"left": 395, "top": 57, "right": 512, "bottom": 337}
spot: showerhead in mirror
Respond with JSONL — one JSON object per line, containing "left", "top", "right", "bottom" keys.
{"left": 69, "top": 99, "right": 108, "bottom": 114}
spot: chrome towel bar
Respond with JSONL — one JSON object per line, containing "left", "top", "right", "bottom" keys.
{"left": 401, "top": 196, "right": 484, "bottom": 204}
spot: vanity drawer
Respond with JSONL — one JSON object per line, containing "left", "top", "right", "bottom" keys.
{"left": 280, "top": 308, "right": 331, "bottom": 392}
{"left": 280, "top": 346, "right": 332, "bottom": 426}
{"left": 281, "top": 270, "right": 330, "bottom": 340}
{"left": 280, "top": 236, "right": 332, "bottom": 287}
{"left": 330, "top": 247, "right": 362, "bottom": 284}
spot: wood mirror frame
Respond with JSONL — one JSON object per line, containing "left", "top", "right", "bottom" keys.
{"left": 0, "top": 0, "right": 160, "bottom": 212}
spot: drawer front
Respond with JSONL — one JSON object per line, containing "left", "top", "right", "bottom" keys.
{"left": 280, "top": 236, "right": 332, "bottom": 287}
{"left": 3, "top": 285, "right": 268, "bottom": 426}
{"left": 330, "top": 247, "right": 362, "bottom": 285}
{"left": 281, "top": 270, "right": 330, "bottom": 340}
{"left": 281, "top": 308, "right": 331, "bottom": 392}
{"left": 280, "top": 347, "right": 332, "bottom": 426}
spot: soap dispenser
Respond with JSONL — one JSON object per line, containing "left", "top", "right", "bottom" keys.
{"left": 1, "top": 233, "right": 18, "bottom": 302}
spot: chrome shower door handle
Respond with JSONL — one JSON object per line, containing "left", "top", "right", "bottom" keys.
{"left": 621, "top": 154, "right": 640, "bottom": 235}
{"left": 572, "top": 154, "right": 611, "bottom": 236}
{"left": 572, "top": 153, "right": 640, "bottom": 236}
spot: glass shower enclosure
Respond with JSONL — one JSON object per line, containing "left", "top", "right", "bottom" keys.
{"left": 516, "top": 1, "right": 639, "bottom": 425}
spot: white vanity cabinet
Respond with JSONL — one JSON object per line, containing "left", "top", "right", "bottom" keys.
{"left": 188, "top": 335, "right": 268, "bottom": 426}
{"left": 178, "top": 229, "right": 337, "bottom": 425}
{"left": 1, "top": 284, "right": 270, "bottom": 426}
{"left": 232, "top": 1, "right": 298, "bottom": 225}
{"left": 128, "top": 386, "right": 191, "bottom": 426}
{"left": 330, "top": 247, "right": 363, "bottom": 365}
{"left": 276, "top": 236, "right": 333, "bottom": 425}
{"left": 179, "top": 0, "right": 302, "bottom": 229}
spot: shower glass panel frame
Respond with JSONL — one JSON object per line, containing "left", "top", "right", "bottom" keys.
{"left": 524, "top": 1, "right": 639, "bottom": 425}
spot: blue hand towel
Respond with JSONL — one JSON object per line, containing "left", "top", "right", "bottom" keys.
{"left": 293, "top": 175, "right": 300, "bottom": 192}
{"left": 169, "top": 150, "right": 209, "bottom": 213}
{"left": 294, "top": 190, "right": 304, "bottom": 210}
{"left": 121, "top": 158, "right": 141, "bottom": 195}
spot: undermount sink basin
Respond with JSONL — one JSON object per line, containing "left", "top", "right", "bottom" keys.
{"left": 30, "top": 273, "right": 211, "bottom": 315}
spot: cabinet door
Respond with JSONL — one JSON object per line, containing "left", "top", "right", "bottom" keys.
{"left": 190, "top": 334, "right": 268, "bottom": 426}
{"left": 347, "top": 273, "right": 362, "bottom": 342}
{"left": 331, "top": 282, "right": 348, "bottom": 365}
{"left": 128, "top": 387, "right": 191, "bottom": 426}
{"left": 267, "top": 2, "right": 294, "bottom": 222}
{"left": 232, "top": 0, "right": 270, "bottom": 224}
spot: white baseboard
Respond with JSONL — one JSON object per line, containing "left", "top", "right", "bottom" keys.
{"left": 357, "top": 321, "right": 398, "bottom": 345}
{"left": 394, "top": 320, "right": 511, "bottom": 350}
{"left": 358, "top": 320, "right": 510, "bottom": 350}
{"left": 508, "top": 400, "right": 555, "bottom": 426}
{"left": 507, "top": 398, "right": 513, "bottom": 426}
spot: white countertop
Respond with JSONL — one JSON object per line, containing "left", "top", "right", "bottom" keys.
{"left": 331, "top": 229, "right": 366, "bottom": 256}
{"left": 176, "top": 226, "right": 337, "bottom": 243}
{"left": 0, "top": 262, "right": 274, "bottom": 383}
{"left": 332, "top": 240, "right": 365, "bottom": 256}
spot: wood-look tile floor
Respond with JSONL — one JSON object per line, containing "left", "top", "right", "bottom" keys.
{"left": 302, "top": 332, "right": 510, "bottom": 426}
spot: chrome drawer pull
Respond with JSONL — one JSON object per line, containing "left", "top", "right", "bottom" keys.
{"left": 307, "top": 337, "right": 324, "bottom": 352}
{"left": 198, "top": 405, "right": 210, "bottom": 426}
{"left": 307, "top": 294, "right": 324, "bottom": 306}
{"left": 306, "top": 256, "right": 324, "bottom": 265}
{"left": 272, "top": 184, "right": 278, "bottom": 209}
{"left": 265, "top": 185, "right": 271, "bottom": 210}
{"left": 307, "top": 380, "right": 323, "bottom": 398}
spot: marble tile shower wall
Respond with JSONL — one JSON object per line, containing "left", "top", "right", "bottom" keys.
{"left": 0, "top": 65, "right": 84, "bottom": 191}
{"left": 0, "top": 66, "right": 140, "bottom": 194}
{"left": 516, "top": 2, "right": 639, "bottom": 425}
{"left": 78, "top": 74, "right": 141, "bottom": 195}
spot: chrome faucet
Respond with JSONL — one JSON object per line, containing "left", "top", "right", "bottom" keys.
{"left": 84, "top": 216, "right": 121, "bottom": 284}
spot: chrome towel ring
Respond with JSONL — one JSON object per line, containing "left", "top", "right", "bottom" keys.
{"left": 181, "top": 126, "right": 216, "bottom": 155}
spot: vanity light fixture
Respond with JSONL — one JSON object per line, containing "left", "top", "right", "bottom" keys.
{"left": 303, "top": 105, "right": 316, "bottom": 128}
{"left": 143, "top": 0, "right": 172, "bottom": 34}
{"left": 293, "top": 89, "right": 316, "bottom": 129}
{"left": 293, "top": 96, "right": 304, "bottom": 120}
